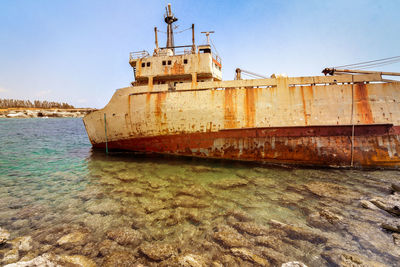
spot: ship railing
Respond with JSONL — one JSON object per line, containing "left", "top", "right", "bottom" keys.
{"left": 157, "top": 45, "right": 195, "bottom": 56}
{"left": 213, "top": 54, "right": 222, "bottom": 64}
{"left": 129, "top": 50, "right": 150, "bottom": 60}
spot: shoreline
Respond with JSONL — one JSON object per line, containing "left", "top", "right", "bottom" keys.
{"left": 0, "top": 108, "right": 96, "bottom": 118}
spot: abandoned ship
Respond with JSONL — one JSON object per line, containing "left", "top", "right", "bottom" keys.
{"left": 83, "top": 4, "right": 400, "bottom": 168}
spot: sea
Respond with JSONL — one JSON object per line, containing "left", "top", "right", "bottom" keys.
{"left": 0, "top": 118, "right": 399, "bottom": 266}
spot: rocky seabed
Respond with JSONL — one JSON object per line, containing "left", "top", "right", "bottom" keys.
{"left": 1, "top": 162, "right": 400, "bottom": 266}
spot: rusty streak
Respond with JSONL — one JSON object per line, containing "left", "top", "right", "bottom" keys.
{"left": 300, "top": 86, "right": 308, "bottom": 125}
{"left": 224, "top": 88, "right": 238, "bottom": 128}
{"left": 354, "top": 83, "right": 373, "bottom": 124}
{"left": 244, "top": 88, "right": 257, "bottom": 128}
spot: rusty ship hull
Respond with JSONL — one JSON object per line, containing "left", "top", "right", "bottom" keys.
{"left": 83, "top": 4, "right": 400, "bottom": 168}
{"left": 83, "top": 75, "right": 400, "bottom": 168}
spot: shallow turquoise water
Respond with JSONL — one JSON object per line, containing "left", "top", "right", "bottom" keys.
{"left": 0, "top": 118, "right": 399, "bottom": 266}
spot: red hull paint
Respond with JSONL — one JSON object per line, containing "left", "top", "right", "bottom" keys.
{"left": 93, "top": 124, "right": 400, "bottom": 167}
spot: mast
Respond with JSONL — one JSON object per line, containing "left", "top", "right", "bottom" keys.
{"left": 164, "top": 3, "right": 178, "bottom": 53}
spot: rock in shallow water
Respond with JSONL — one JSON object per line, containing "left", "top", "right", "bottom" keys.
{"left": 176, "top": 254, "right": 208, "bottom": 267}
{"left": 322, "top": 251, "right": 386, "bottom": 267}
{"left": 231, "top": 221, "right": 269, "bottom": 236}
{"left": 230, "top": 248, "right": 270, "bottom": 266}
{"left": 381, "top": 222, "right": 400, "bottom": 233}
{"left": 259, "top": 247, "right": 287, "bottom": 266}
{"left": 57, "top": 231, "right": 88, "bottom": 246}
{"left": 255, "top": 236, "right": 286, "bottom": 251}
{"left": 0, "top": 227, "right": 10, "bottom": 244}
{"left": 370, "top": 193, "right": 400, "bottom": 216}
{"left": 102, "top": 251, "right": 136, "bottom": 267}
{"left": 106, "top": 227, "right": 143, "bottom": 246}
{"left": 268, "top": 220, "right": 327, "bottom": 244}
{"left": 10, "top": 236, "right": 33, "bottom": 252}
{"left": 85, "top": 199, "right": 120, "bottom": 215}
{"left": 210, "top": 178, "right": 248, "bottom": 189}
{"left": 3, "top": 254, "right": 54, "bottom": 267}
{"left": 225, "top": 209, "right": 253, "bottom": 222}
{"left": 212, "top": 225, "right": 251, "bottom": 248}
{"left": 173, "top": 195, "right": 209, "bottom": 208}
{"left": 139, "top": 242, "right": 176, "bottom": 261}
{"left": 98, "top": 239, "right": 127, "bottom": 256}
{"left": 360, "top": 199, "right": 379, "bottom": 210}
{"left": 281, "top": 261, "right": 307, "bottom": 267}
{"left": 305, "top": 182, "right": 357, "bottom": 203}
{"left": 2, "top": 248, "right": 19, "bottom": 265}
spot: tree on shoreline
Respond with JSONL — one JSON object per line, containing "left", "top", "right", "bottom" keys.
{"left": 0, "top": 99, "right": 74, "bottom": 109}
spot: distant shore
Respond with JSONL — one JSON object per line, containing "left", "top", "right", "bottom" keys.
{"left": 0, "top": 108, "right": 96, "bottom": 118}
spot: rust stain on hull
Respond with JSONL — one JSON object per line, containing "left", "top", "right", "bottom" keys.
{"left": 300, "top": 86, "right": 308, "bottom": 125}
{"left": 94, "top": 124, "right": 400, "bottom": 168}
{"left": 244, "top": 88, "right": 257, "bottom": 127}
{"left": 355, "top": 83, "right": 373, "bottom": 124}
{"left": 224, "top": 88, "right": 238, "bottom": 128}
{"left": 155, "top": 92, "right": 167, "bottom": 131}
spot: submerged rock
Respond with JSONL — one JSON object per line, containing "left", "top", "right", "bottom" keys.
{"left": 10, "top": 236, "right": 33, "bottom": 252}
{"left": 191, "top": 165, "right": 220, "bottom": 173}
{"left": 370, "top": 194, "right": 400, "bottom": 216}
{"left": 4, "top": 254, "right": 54, "bottom": 267}
{"left": 106, "top": 227, "right": 143, "bottom": 246}
{"left": 102, "top": 251, "right": 136, "bottom": 267}
{"left": 56, "top": 254, "right": 97, "bottom": 267}
{"left": 255, "top": 236, "right": 286, "bottom": 251}
{"left": 360, "top": 199, "right": 379, "bottom": 210}
{"left": 230, "top": 248, "right": 270, "bottom": 266}
{"left": 391, "top": 183, "right": 400, "bottom": 193}
{"left": 259, "top": 247, "right": 287, "bottom": 266}
{"left": 322, "top": 251, "right": 386, "bottom": 267}
{"left": 85, "top": 199, "right": 120, "bottom": 215}
{"left": 139, "top": 242, "right": 176, "bottom": 261}
{"left": 0, "top": 227, "right": 10, "bottom": 244}
{"left": 268, "top": 220, "right": 327, "bottom": 244}
{"left": 225, "top": 209, "right": 253, "bottom": 222}
{"left": 98, "top": 239, "right": 127, "bottom": 256}
{"left": 381, "top": 222, "right": 400, "bottom": 233}
{"left": 212, "top": 225, "right": 251, "bottom": 248}
{"left": 210, "top": 178, "right": 248, "bottom": 189}
{"left": 173, "top": 195, "right": 209, "bottom": 208}
{"left": 339, "top": 253, "right": 386, "bottom": 267}
{"left": 2, "top": 248, "right": 19, "bottom": 265}
{"left": 305, "top": 182, "right": 357, "bottom": 203}
{"left": 281, "top": 262, "right": 308, "bottom": 267}
{"left": 393, "top": 233, "right": 400, "bottom": 246}
{"left": 57, "top": 231, "right": 88, "bottom": 247}
{"left": 307, "top": 209, "right": 343, "bottom": 230}
{"left": 176, "top": 185, "right": 208, "bottom": 198}
{"left": 231, "top": 221, "right": 269, "bottom": 236}
{"left": 176, "top": 254, "right": 208, "bottom": 267}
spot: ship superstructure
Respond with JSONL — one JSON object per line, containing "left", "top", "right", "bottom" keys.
{"left": 129, "top": 4, "right": 221, "bottom": 90}
{"left": 83, "top": 4, "right": 400, "bottom": 168}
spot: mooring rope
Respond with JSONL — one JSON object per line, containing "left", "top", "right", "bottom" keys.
{"left": 104, "top": 113, "right": 108, "bottom": 154}
{"left": 350, "top": 76, "right": 355, "bottom": 167}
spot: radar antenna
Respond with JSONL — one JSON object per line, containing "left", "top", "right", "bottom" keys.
{"left": 201, "top": 31, "right": 215, "bottom": 45}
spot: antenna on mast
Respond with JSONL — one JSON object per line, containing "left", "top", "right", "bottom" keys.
{"left": 201, "top": 31, "right": 215, "bottom": 45}
{"left": 164, "top": 3, "right": 178, "bottom": 53}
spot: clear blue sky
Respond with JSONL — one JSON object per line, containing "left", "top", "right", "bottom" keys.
{"left": 0, "top": 0, "right": 399, "bottom": 108}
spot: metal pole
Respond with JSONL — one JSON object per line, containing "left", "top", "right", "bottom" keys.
{"left": 104, "top": 113, "right": 108, "bottom": 154}
{"left": 154, "top": 27, "right": 159, "bottom": 50}
{"left": 324, "top": 68, "right": 400, "bottom": 76}
{"left": 192, "top": 24, "right": 195, "bottom": 53}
